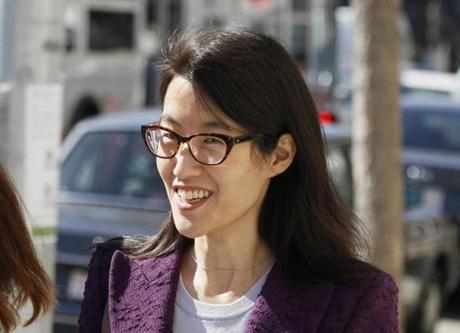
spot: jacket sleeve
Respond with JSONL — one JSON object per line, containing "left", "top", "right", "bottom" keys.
{"left": 344, "top": 272, "right": 400, "bottom": 333}
{"left": 78, "top": 247, "right": 115, "bottom": 333}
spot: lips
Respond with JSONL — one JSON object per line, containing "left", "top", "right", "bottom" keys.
{"left": 173, "top": 185, "right": 213, "bottom": 211}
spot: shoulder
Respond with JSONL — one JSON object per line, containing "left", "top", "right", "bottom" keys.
{"left": 84, "top": 246, "right": 117, "bottom": 297}
{"left": 79, "top": 246, "right": 117, "bottom": 331}
{"left": 79, "top": 245, "right": 179, "bottom": 331}
{"left": 347, "top": 271, "right": 399, "bottom": 332}
{"left": 322, "top": 270, "right": 399, "bottom": 332}
{"left": 99, "top": 245, "right": 182, "bottom": 301}
{"left": 83, "top": 236, "right": 164, "bottom": 285}
{"left": 350, "top": 271, "right": 399, "bottom": 319}
{"left": 89, "top": 244, "right": 118, "bottom": 271}
{"left": 256, "top": 265, "right": 398, "bottom": 332}
{"left": 336, "top": 269, "right": 398, "bottom": 300}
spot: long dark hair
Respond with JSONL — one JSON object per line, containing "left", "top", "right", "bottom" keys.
{"left": 119, "top": 28, "right": 371, "bottom": 285}
{"left": 0, "top": 164, "right": 55, "bottom": 332}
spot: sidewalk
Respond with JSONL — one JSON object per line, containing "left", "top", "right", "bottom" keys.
{"left": 435, "top": 291, "right": 460, "bottom": 333}
{"left": 435, "top": 319, "right": 460, "bottom": 333}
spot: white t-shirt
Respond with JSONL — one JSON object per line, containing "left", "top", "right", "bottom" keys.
{"left": 173, "top": 269, "right": 271, "bottom": 333}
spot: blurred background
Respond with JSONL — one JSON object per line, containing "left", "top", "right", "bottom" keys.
{"left": 0, "top": 0, "right": 459, "bottom": 332}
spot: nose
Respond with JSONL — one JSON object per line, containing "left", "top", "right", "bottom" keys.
{"left": 173, "top": 142, "right": 202, "bottom": 178}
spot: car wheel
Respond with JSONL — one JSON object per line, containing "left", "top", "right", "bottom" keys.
{"left": 412, "top": 273, "right": 443, "bottom": 333}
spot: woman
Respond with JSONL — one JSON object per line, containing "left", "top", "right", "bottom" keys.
{"left": 0, "top": 163, "right": 55, "bottom": 332}
{"left": 80, "top": 28, "right": 398, "bottom": 332}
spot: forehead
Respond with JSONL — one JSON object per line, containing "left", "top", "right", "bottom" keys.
{"left": 162, "top": 76, "right": 243, "bottom": 132}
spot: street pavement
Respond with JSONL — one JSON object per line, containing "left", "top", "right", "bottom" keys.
{"left": 435, "top": 291, "right": 460, "bottom": 333}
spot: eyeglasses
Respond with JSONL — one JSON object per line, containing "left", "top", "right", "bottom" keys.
{"left": 141, "top": 123, "right": 262, "bottom": 165}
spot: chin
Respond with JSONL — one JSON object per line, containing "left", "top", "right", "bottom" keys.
{"left": 173, "top": 215, "right": 205, "bottom": 239}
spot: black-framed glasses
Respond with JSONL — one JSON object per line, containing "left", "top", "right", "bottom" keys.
{"left": 141, "top": 123, "right": 262, "bottom": 165}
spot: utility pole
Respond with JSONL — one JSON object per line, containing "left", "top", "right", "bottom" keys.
{"left": 351, "top": 0, "right": 404, "bottom": 301}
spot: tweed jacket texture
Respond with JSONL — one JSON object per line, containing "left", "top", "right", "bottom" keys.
{"left": 79, "top": 247, "right": 399, "bottom": 333}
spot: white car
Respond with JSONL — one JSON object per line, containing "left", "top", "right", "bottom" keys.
{"left": 401, "top": 68, "right": 460, "bottom": 99}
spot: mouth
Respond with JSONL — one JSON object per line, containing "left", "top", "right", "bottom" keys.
{"left": 173, "top": 187, "right": 213, "bottom": 210}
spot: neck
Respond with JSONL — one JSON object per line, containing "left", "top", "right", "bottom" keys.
{"left": 180, "top": 237, "right": 274, "bottom": 304}
{"left": 191, "top": 247, "right": 272, "bottom": 273}
{"left": 193, "top": 235, "right": 272, "bottom": 272}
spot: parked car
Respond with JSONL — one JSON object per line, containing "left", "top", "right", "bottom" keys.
{"left": 401, "top": 68, "right": 460, "bottom": 99}
{"left": 53, "top": 109, "right": 169, "bottom": 332}
{"left": 402, "top": 98, "right": 460, "bottom": 230}
{"left": 325, "top": 123, "right": 459, "bottom": 333}
{"left": 402, "top": 98, "right": 460, "bottom": 328}
{"left": 53, "top": 110, "right": 458, "bottom": 333}
{"left": 332, "top": 94, "right": 460, "bottom": 245}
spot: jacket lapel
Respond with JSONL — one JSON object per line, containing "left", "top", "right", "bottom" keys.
{"left": 245, "top": 265, "right": 335, "bottom": 333}
{"left": 109, "top": 249, "right": 182, "bottom": 333}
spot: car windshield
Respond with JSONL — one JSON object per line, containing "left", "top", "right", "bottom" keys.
{"left": 403, "top": 110, "right": 460, "bottom": 153}
{"left": 60, "top": 131, "right": 166, "bottom": 200}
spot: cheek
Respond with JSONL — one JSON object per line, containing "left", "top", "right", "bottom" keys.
{"left": 156, "top": 159, "right": 173, "bottom": 185}
{"left": 214, "top": 163, "right": 269, "bottom": 197}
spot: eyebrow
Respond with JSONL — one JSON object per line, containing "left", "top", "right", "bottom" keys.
{"left": 160, "top": 114, "right": 232, "bottom": 132}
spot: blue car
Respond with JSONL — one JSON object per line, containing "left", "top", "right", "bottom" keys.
{"left": 53, "top": 110, "right": 169, "bottom": 332}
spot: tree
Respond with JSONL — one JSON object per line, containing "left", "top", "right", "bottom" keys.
{"left": 351, "top": 0, "right": 404, "bottom": 288}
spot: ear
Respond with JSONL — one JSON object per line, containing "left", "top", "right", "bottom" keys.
{"left": 269, "top": 133, "right": 296, "bottom": 177}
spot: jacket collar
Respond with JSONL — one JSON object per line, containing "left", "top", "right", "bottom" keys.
{"left": 134, "top": 249, "right": 335, "bottom": 333}
{"left": 139, "top": 249, "right": 183, "bottom": 332}
{"left": 109, "top": 249, "right": 182, "bottom": 332}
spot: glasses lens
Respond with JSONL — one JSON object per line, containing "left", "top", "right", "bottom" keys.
{"left": 189, "top": 135, "right": 227, "bottom": 165}
{"left": 146, "top": 128, "right": 178, "bottom": 158}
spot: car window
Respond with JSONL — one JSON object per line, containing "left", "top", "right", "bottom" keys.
{"left": 60, "top": 131, "right": 167, "bottom": 200}
{"left": 403, "top": 110, "right": 460, "bottom": 153}
{"left": 88, "top": 10, "right": 134, "bottom": 52}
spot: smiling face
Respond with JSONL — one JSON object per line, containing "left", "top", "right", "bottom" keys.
{"left": 157, "top": 76, "right": 275, "bottom": 241}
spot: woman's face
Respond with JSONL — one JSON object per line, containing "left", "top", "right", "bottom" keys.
{"left": 157, "top": 76, "right": 274, "bottom": 240}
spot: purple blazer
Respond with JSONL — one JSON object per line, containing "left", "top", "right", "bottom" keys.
{"left": 79, "top": 247, "right": 399, "bottom": 332}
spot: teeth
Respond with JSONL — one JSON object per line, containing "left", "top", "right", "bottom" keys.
{"left": 178, "top": 189, "right": 210, "bottom": 201}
